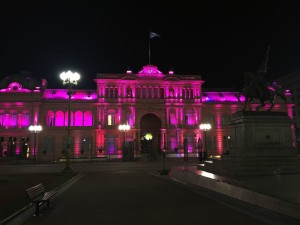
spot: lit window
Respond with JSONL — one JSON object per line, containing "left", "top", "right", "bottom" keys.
{"left": 107, "top": 114, "right": 115, "bottom": 126}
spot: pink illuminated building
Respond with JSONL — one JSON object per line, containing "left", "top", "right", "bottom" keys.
{"left": 0, "top": 66, "right": 294, "bottom": 161}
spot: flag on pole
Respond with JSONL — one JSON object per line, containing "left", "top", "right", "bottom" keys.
{"left": 150, "top": 31, "right": 161, "bottom": 39}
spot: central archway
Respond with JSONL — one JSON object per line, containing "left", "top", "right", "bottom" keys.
{"left": 140, "top": 113, "right": 161, "bottom": 158}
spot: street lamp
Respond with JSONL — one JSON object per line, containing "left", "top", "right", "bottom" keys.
{"left": 199, "top": 123, "right": 211, "bottom": 160}
{"left": 145, "top": 133, "right": 153, "bottom": 161}
{"left": 118, "top": 124, "right": 130, "bottom": 161}
{"left": 29, "top": 125, "right": 43, "bottom": 163}
{"left": 60, "top": 70, "right": 80, "bottom": 173}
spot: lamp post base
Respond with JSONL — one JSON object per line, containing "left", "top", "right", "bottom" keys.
{"left": 63, "top": 158, "right": 73, "bottom": 173}
{"left": 63, "top": 165, "right": 73, "bottom": 173}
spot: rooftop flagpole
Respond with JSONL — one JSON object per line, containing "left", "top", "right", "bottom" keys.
{"left": 149, "top": 30, "right": 151, "bottom": 64}
{"left": 149, "top": 30, "right": 161, "bottom": 65}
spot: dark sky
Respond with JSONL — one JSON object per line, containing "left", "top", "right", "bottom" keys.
{"left": 1, "top": 1, "right": 300, "bottom": 90}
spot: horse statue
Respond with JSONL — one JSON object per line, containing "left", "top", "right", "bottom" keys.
{"left": 239, "top": 71, "right": 287, "bottom": 111}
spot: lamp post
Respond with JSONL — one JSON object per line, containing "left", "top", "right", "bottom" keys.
{"left": 162, "top": 148, "right": 167, "bottom": 174}
{"left": 60, "top": 70, "right": 80, "bottom": 173}
{"left": 197, "top": 137, "right": 203, "bottom": 162}
{"left": 145, "top": 133, "right": 153, "bottom": 161}
{"left": 199, "top": 123, "right": 211, "bottom": 160}
{"left": 118, "top": 124, "right": 130, "bottom": 161}
{"left": 29, "top": 125, "right": 42, "bottom": 163}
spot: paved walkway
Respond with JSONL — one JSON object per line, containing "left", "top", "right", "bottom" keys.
{"left": 3, "top": 158, "right": 300, "bottom": 225}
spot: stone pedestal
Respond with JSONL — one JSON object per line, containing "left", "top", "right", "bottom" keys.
{"left": 198, "top": 111, "right": 300, "bottom": 176}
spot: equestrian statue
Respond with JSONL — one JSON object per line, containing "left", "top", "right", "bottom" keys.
{"left": 239, "top": 46, "right": 287, "bottom": 111}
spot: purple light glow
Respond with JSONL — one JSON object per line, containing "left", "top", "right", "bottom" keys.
{"left": 202, "top": 92, "right": 243, "bottom": 102}
{"left": 43, "top": 89, "right": 97, "bottom": 100}
{"left": 0, "top": 82, "right": 31, "bottom": 92}
{"left": 45, "top": 110, "right": 93, "bottom": 127}
{"left": 137, "top": 65, "right": 164, "bottom": 77}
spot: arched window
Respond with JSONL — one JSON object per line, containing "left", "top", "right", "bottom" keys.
{"left": 84, "top": 111, "right": 93, "bottom": 126}
{"left": 65, "top": 111, "right": 74, "bottom": 126}
{"left": 55, "top": 111, "right": 64, "bottom": 126}
{"left": 46, "top": 111, "right": 55, "bottom": 126}
{"left": 75, "top": 111, "right": 83, "bottom": 126}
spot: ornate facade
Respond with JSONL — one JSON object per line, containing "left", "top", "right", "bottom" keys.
{"left": 0, "top": 65, "right": 294, "bottom": 162}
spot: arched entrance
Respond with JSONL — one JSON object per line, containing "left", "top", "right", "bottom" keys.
{"left": 140, "top": 113, "right": 161, "bottom": 160}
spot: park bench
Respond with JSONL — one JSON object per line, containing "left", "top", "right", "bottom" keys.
{"left": 26, "top": 183, "right": 57, "bottom": 216}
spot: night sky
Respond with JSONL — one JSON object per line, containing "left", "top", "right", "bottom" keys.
{"left": 1, "top": 1, "right": 300, "bottom": 90}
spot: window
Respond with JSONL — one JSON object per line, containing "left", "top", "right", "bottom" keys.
{"left": 46, "top": 111, "right": 55, "bottom": 126}
{"left": 154, "top": 88, "right": 159, "bottom": 98}
{"left": 148, "top": 88, "right": 153, "bottom": 98}
{"left": 114, "top": 87, "right": 118, "bottom": 98}
{"left": 9, "top": 112, "right": 17, "bottom": 127}
{"left": 62, "top": 136, "right": 74, "bottom": 155}
{"left": 169, "top": 114, "right": 176, "bottom": 125}
{"left": 65, "top": 111, "right": 74, "bottom": 126}
{"left": 186, "top": 89, "right": 190, "bottom": 99}
{"left": 107, "top": 114, "right": 115, "bottom": 126}
{"left": 75, "top": 111, "right": 83, "bottom": 126}
{"left": 109, "top": 88, "right": 114, "bottom": 98}
{"left": 105, "top": 137, "right": 116, "bottom": 155}
{"left": 190, "top": 89, "right": 194, "bottom": 99}
{"left": 84, "top": 111, "right": 93, "bottom": 126}
{"left": 182, "top": 89, "right": 186, "bottom": 99}
{"left": 0, "top": 113, "right": 4, "bottom": 126}
{"left": 22, "top": 112, "right": 30, "bottom": 127}
{"left": 42, "top": 136, "right": 55, "bottom": 155}
{"left": 136, "top": 87, "right": 141, "bottom": 98}
{"left": 207, "top": 115, "right": 215, "bottom": 126}
{"left": 169, "top": 87, "right": 174, "bottom": 98}
{"left": 126, "top": 87, "right": 132, "bottom": 97}
{"left": 55, "top": 111, "right": 64, "bottom": 126}
{"left": 184, "top": 110, "right": 194, "bottom": 125}
{"left": 127, "top": 114, "right": 133, "bottom": 126}
{"left": 160, "top": 88, "right": 164, "bottom": 99}
{"left": 222, "top": 114, "right": 231, "bottom": 126}
{"left": 105, "top": 88, "right": 109, "bottom": 98}
{"left": 80, "top": 136, "right": 92, "bottom": 155}
{"left": 7, "top": 137, "right": 16, "bottom": 157}
{"left": 20, "top": 137, "right": 29, "bottom": 158}
{"left": 142, "top": 87, "right": 147, "bottom": 98}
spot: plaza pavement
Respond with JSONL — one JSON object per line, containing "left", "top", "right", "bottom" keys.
{"left": 1, "top": 157, "right": 300, "bottom": 225}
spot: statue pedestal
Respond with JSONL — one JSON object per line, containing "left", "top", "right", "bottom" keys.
{"left": 198, "top": 111, "right": 300, "bottom": 176}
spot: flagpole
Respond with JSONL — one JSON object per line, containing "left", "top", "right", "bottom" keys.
{"left": 148, "top": 33, "right": 151, "bottom": 65}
